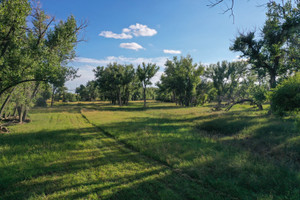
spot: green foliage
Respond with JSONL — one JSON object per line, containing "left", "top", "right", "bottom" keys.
{"left": 94, "top": 63, "right": 136, "bottom": 106}
{"left": 158, "top": 55, "right": 204, "bottom": 106}
{"left": 204, "top": 60, "right": 249, "bottom": 108}
{"left": 251, "top": 85, "right": 267, "bottom": 105}
{"left": 76, "top": 81, "right": 99, "bottom": 101}
{"left": 271, "top": 72, "right": 300, "bottom": 116}
{"left": 0, "top": 0, "right": 83, "bottom": 120}
{"left": 137, "top": 62, "right": 159, "bottom": 107}
{"left": 230, "top": 0, "right": 300, "bottom": 88}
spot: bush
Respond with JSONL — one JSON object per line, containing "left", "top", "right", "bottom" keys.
{"left": 271, "top": 73, "right": 300, "bottom": 116}
{"left": 35, "top": 97, "right": 47, "bottom": 107}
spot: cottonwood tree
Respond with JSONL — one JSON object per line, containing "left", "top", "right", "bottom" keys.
{"left": 137, "top": 63, "right": 159, "bottom": 107}
{"left": 158, "top": 55, "right": 204, "bottom": 106}
{"left": 94, "top": 63, "right": 135, "bottom": 106}
{"left": 230, "top": 0, "right": 300, "bottom": 89}
{"left": 0, "top": 0, "right": 85, "bottom": 122}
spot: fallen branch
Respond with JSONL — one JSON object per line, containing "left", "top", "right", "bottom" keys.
{"left": 0, "top": 125, "right": 9, "bottom": 133}
{"left": 225, "top": 99, "right": 263, "bottom": 111}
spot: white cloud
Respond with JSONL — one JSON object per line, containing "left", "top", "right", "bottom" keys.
{"left": 163, "top": 49, "right": 182, "bottom": 54}
{"left": 99, "top": 23, "right": 157, "bottom": 39}
{"left": 120, "top": 42, "right": 144, "bottom": 51}
{"left": 127, "top": 23, "right": 157, "bottom": 37}
{"left": 99, "top": 31, "right": 132, "bottom": 39}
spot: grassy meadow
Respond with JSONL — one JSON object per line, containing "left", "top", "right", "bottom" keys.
{"left": 1, "top": 101, "right": 299, "bottom": 199}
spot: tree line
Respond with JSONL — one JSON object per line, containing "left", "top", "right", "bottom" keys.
{"left": 0, "top": 0, "right": 298, "bottom": 126}
{"left": 75, "top": 0, "right": 299, "bottom": 115}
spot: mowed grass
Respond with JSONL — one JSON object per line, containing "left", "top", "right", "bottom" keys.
{"left": 0, "top": 105, "right": 228, "bottom": 200}
{"left": 82, "top": 101, "right": 300, "bottom": 199}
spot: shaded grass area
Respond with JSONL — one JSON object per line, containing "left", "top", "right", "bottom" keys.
{"left": 82, "top": 102, "right": 300, "bottom": 199}
{"left": 0, "top": 107, "right": 226, "bottom": 199}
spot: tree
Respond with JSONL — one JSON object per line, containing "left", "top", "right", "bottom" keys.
{"left": 0, "top": 0, "right": 84, "bottom": 122}
{"left": 158, "top": 55, "right": 204, "bottom": 106}
{"left": 137, "top": 63, "right": 159, "bottom": 107}
{"left": 230, "top": 1, "right": 300, "bottom": 88}
{"left": 75, "top": 81, "right": 99, "bottom": 101}
{"left": 94, "top": 63, "right": 135, "bottom": 106}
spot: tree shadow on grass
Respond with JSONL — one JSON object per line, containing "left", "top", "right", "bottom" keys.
{"left": 0, "top": 124, "right": 226, "bottom": 200}
{"left": 91, "top": 114, "right": 300, "bottom": 199}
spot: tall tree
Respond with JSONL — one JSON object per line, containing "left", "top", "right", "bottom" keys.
{"left": 159, "top": 55, "right": 204, "bottom": 106}
{"left": 0, "top": 0, "right": 84, "bottom": 122}
{"left": 94, "top": 63, "right": 135, "bottom": 106}
{"left": 230, "top": 0, "right": 300, "bottom": 88}
{"left": 137, "top": 63, "right": 159, "bottom": 107}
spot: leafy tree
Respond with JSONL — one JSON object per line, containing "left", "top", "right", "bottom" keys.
{"left": 158, "top": 55, "right": 204, "bottom": 106}
{"left": 137, "top": 63, "right": 159, "bottom": 107}
{"left": 230, "top": 1, "right": 300, "bottom": 88}
{"left": 94, "top": 63, "right": 135, "bottom": 106}
{"left": 75, "top": 81, "right": 99, "bottom": 101}
{"left": 204, "top": 61, "right": 247, "bottom": 109}
{"left": 0, "top": 0, "right": 84, "bottom": 121}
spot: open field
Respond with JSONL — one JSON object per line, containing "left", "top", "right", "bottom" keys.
{"left": 1, "top": 101, "right": 299, "bottom": 199}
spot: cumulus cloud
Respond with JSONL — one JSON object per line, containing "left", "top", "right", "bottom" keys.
{"left": 120, "top": 42, "right": 144, "bottom": 51}
{"left": 99, "top": 23, "right": 157, "bottom": 39}
{"left": 126, "top": 23, "right": 157, "bottom": 37}
{"left": 99, "top": 31, "right": 132, "bottom": 39}
{"left": 163, "top": 49, "right": 181, "bottom": 54}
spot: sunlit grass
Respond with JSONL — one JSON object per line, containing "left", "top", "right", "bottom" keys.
{"left": 82, "top": 101, "right": 300, "bottom": 199}
{"left": 0, "top": 103, "right": 227, "bottom": 200}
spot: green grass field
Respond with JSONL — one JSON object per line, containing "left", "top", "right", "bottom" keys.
{"left": 1, "top": 101, "right": 299, "bottom": 199}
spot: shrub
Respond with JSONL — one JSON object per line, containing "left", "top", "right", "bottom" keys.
{"left": 271, "top": 73, "right": 300, "bottom": 116}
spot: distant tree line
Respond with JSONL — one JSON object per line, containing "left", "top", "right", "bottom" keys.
{"left": 76, "top": 0, "right": 299, "bottom": 115}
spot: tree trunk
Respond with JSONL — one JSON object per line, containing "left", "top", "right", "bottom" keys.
{"left": 118, "top": 89, "right": 122, "bottom": 106}
{"left": 0, "top": 87, "right": 16, "bottom": 118}
{"left": 269, "top": 70, "right": 277, "bottom": 89}
{"left": 51, "top": 87, "right": 56, "bottom": 107}
{"left": 17, "top": 105, "right": 23, "bottom": 123}
{"left": 22, "top": 108, "right": 27, "bottom": 122}
{"left": 143, "top": 86, "right": 146, "bottom": 107}
{"left": 12, "top": 106, "right": 17, "bottom": 117}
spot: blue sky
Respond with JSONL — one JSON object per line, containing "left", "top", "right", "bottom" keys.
{"left": 39, "top": 0, "right": 271, "bottom": 91}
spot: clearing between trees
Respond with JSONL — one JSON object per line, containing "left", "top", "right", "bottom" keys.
{"left": 0, "top": 101, "right": 299, "bottom": 200}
